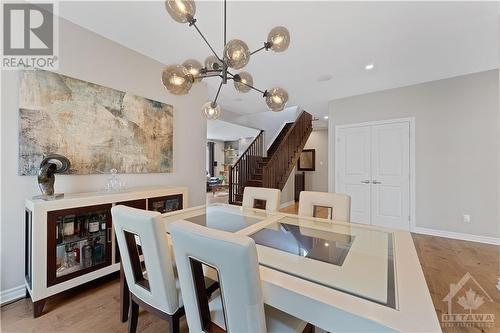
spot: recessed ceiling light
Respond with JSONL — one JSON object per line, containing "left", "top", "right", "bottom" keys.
{"left": 365, "top": 63, "right": 375, "bottom": 71}
{"left": 323, "top": 116, "right": 329, "bottom": 120}
{"left": 317, "top": 74, "right": 333, "bottom": 82}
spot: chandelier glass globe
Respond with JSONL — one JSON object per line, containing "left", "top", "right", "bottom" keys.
{"left": 182, "top": 59, "right": 203, "bottom": 82}
{"left": 165, "top": 0, "right": 196, "bottom": 23}
{"left": 161, "top": 64, "right": 194, "bottom": 95}
{"left": 204, "top": 55, "right": 223, "bottom": 71}
{"left": 265, "top": 87, "right": 288, "bottom": 111}
{"left": 267, "top": 26, "right": 290, "bottom": 52}
{"left": 233, "top": 72, "right": 253, "bottom": 93}
{"left": 202, "top": 101, "right": 221, "bottom": 120}
{"left": 223, "top": 39, "right": 250, "bottom": 69}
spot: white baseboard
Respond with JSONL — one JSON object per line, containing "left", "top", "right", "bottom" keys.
{"left": 280, "top": 200, "right": 296, "bottom": 209}
{"left": 0, "top": 284, "right": 26, "bottom": 306}
{"left": 413, "top": 227, "right": 500, "bottom": 245}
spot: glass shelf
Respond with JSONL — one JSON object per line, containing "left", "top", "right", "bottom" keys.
{"left": 57, "top": 230, "right": 106, "bottom": 247}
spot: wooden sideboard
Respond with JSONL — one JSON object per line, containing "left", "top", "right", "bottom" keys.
{"left": 24, "top": 186, "right": 188, "bottom": 317}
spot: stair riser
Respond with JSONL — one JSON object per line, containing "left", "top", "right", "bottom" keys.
{"left": 246, "top": 180, "right": 263, "bottom": 187}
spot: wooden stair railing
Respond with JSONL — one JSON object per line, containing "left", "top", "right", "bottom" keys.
{"left": 229, "top": 130, "right": 264, "bottom": 204}
{"left": 263, "top": 111, "right": 313, "bottom": 190}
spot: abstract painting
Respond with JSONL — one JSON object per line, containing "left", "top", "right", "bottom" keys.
{"left": 18, "top": 70, "right": 173, "bottom": 175}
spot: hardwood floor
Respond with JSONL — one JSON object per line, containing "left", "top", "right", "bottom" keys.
{"left": 2, "top": 203, "right": 498, "bottom": 333}
{"left": 1, "top": 275, "right": 189, "bottom": 333}
{"left": 413, "top": 234, "right": 499, "bottom": 333}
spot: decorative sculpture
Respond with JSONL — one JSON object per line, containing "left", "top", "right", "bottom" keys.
{"left": 36, "top": 154, "right": 71, "bottom": 199}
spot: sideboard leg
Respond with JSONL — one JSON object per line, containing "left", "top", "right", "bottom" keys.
{"left": 33, "top": 298, "right": 46, "bottom": 318}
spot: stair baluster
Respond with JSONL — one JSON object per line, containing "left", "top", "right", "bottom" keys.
{"left": 229, "top": 130, "right": 264, "bottom": 205}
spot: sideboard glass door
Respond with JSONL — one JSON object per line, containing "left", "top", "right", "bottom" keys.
{"left": 47, "top": 204, "right": 112, "bottom": 287}
{"left": 147, "top": 194, "right": 183, "bottom": 213}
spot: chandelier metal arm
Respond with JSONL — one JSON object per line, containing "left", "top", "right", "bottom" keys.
{"left": 226, "top": 71, "right": 265, "bottom": 95}
{"left": 223, "top": 0, "right": 227, "bottom": 46}
{"left": 194, "top": 72, "right": 222, "bottom": 80}
{"left": 190, "top": 21, "right": 223, "bottom": 62}
{"left": 213, "top": 80, "right": 224, "bottom": 104}
{"left": 241, "top": 82, "right": 267, "bottom": 96}
{"left": 250, "top": 42, "right": 272, "bottom": 56}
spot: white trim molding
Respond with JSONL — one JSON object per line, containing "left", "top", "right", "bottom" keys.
{"left": 0, "top": 284, "right": 26, "bottom": 306}
{"left": 413, "top": 227, "right": 500, "bottom": 245}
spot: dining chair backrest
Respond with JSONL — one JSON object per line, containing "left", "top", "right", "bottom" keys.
{"left": 298, "top": 191, "right": 351, "bottom": 222}
{"left": 242, "top": 186, "right": 281, "bottom": 212}
{"left": 169, "top": 220, "right": 267, "bottom": 333}
{"left": 111, "top": 205, "right": 179, "bottom": 315}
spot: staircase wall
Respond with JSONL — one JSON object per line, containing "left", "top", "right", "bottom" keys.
{"left": 281, "top": 166, "right": 296, "bottom": 207}
{"left": 219, "top": 106, "right": 301, "bottom": 148}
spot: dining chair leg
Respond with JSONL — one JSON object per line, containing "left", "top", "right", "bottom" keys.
{"left": 120, "top": 264, "right": 130, "bottom": 323}
{"left": 168, "top": 312, "right": 181, "bottom": 333}
{"left": 128, "top": 298, "right": 139, "bottom": 333}
{"left": 168, "top": 309, "right": 184, "bottom": 333}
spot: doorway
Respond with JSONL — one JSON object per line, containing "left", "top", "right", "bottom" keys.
{"left": 335, "top": 118, "right": 415, "bottom": 230}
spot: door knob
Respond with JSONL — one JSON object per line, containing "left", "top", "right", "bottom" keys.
{"left": 372, "top": 180, "right": 382, "bottom": 184}
{"left": 361, "top": 180, "right": 370, "bottom": 184}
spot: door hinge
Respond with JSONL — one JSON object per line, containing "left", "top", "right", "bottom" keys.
{"left": 408, "top": 215, "right": 411, "bottom": 221}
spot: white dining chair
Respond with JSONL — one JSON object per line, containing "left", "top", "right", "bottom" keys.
{"left": 169, "top": 220, "right": 312, "bottom": 333}
{"left": 298, "top": 191, "right": 351, "bottom": 222}
{"left": 112, "top": 205, "right": 217, "bottom": 333}
{"left": 242, "top": 186, "right": 281, "bottom": 212}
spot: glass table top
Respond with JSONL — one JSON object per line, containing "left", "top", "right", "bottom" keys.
{"left": 161, "top": 204, "right": 396, "bottom": 309}
{"left": 250, "top": 215, "right": 396, "bottom": 308}
{"left": 250, "top": 222, "right": 354, "bottom": 266}
{"left": 162, "top": 204, "right": 273, "bottom": 233}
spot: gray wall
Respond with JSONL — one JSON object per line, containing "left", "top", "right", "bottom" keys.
{"left": 328, "top": 70, "right": 499, "bottom": 238}
{"left": 1, "top": 18, "right": 208, "bottom": 295}
{"left": 303, "top": 129, "right": 329, "bottom": 192}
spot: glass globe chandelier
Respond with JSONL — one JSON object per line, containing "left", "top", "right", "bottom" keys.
{"left": 162, "top": 0, "right": 290, "bottom": 119}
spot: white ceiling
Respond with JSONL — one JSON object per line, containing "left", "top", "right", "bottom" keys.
{"left": 58, "top": 1, "right": 498, "bottom": 119}
{"left": 207, "top": 119, "right": 259, "bottom": 141}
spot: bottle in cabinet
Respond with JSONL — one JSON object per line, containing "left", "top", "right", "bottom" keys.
{"left": 73, "top": 243, "right": 80, "bottom": 264}
{"left": 63, "top": 215, "right": 75, "bottom": 237}
{"left": 82, "top": 240, "right": 93, "bottom": 268}
{"left": 100, "top": 213, "right": 107, "bottom": 231}
{"left": 77, "top": 216, "right": 86, "bottom": 237}
{"left": 56, "top": 218, "right": 63, "bottom": 244}
{"left": 93, "top": 237, "right": 104, "bottom": 264}
{"left": 88, "top": 215, "right": 100, "bottom": 233}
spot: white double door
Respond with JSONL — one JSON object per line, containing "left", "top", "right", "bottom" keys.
{"left": 336, "top": 120, "right": 411, "bottom": 230}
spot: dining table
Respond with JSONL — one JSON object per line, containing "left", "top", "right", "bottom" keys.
{"left": 119, "top": 203, "right": 441, "bottom": 332}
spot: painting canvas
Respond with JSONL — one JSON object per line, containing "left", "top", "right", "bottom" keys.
{"left": 18, "top": 70, "right": 173, "bottom": 175}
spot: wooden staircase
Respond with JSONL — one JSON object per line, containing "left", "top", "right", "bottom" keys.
{"left": 229, "top": 111, "right": 313, "bottom": 205}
